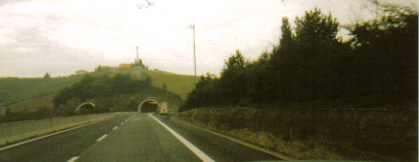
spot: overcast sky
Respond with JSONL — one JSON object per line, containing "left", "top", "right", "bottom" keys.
{"left": 0, "top": 0, "right": 416, "bottom": 77}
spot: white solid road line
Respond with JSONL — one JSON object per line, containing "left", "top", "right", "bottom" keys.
{"left": 113, "top": 126, "right": 118, "bottom": 130}
{"left": 0, "top": 122, "right": 97, "bottom": 152}
{"left": 67, "top": 156, "right": 79, "bottom": 162}
{"left": 182, "top": 120, "right": 295, "bottom": 160}
{"left": 149, "top": 113, "right": 215, "bottom": 162}
{"left": 96, "top": 134, "right": 108, "bottom": 142}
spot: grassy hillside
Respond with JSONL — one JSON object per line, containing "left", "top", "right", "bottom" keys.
{"left": 6, "top": 94, "right": 55, "bottom": 113}
{"left": 92, "top": 67, "right": 198, "bottom": 100}
{"left": 1, "top": 67, "right": 198, "bottom": 113}
{"left": 0, "top": 75, "right": 84, "bottom": 106}
{"left": 146, "top": 71, "right": 198, "bottom": 100}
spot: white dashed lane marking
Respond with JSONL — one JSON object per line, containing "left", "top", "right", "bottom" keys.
{"left": 96, "top": 134, "right": 108, "bottom": 142}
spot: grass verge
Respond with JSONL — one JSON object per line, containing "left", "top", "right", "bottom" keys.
{"left": 174, "top": 106, "right": 417, "bottom": 161}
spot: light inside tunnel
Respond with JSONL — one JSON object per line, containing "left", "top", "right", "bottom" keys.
{"left": 139, "top": 100, "right": 158, "bottom": 113}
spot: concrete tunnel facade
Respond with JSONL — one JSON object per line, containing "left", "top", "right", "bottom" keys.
{"left": 138, "top": 99, "right": 158, "bottom": 113}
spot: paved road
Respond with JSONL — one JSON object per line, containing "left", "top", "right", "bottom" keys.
{"left": 0, "top": 113, "right": 282, "bottom": 161}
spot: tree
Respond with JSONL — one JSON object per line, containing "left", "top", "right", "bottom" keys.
{"left": 346, "top": 3, "right": 418, "bottom": 104}
{"left": 44, "top": 72, "right": 51, "bottom": 79}
{"left": 272, "top": 17, "right": 297, "bottom": 102}
{"left": 244, "top": 52, "right": 275, "bottom": 104}
{"left": 222, "top": 50, "right": 247, "bottom": 73}
{"left": 181, "top": 73, "right": 221, "bottom": 111}
{"left": 162, "top": 82, "right": 167, "bottom": 91}
{"left": 219, "top": 50, "right": 248, "bottom": 104}
{"left": 273, "top": 8, "right": 346, "bottom": 102}
{"left": 295, "top": 8, "right": 340, "bottom": 45}
{"left": 96, "top": 65, "right": 102, "bottom": 71}
{"left": 138, "top": 59, "right": 145, "bottom": 69}
{"left": 279, "top": 17, "right": 294, "bottom": 48}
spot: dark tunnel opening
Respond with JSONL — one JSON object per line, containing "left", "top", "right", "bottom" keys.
{"left": 139, "top": 100, "right": 158, "bottom": 113}
{"left": 76, "top": 103, "right": 96, "bottom": 114}
{"left": 79, "top": 104, "right": 95, "bottom": 109}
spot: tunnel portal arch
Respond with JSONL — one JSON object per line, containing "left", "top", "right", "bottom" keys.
{"left": 138, "top": 99, "right": 158, "bottom": 113}
{"left": 75, "top": 102, "right": 96, "bottom": 113}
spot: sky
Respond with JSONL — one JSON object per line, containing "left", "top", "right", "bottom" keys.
{"left": 0, "top": 0, "right": 417, "bottom": 77}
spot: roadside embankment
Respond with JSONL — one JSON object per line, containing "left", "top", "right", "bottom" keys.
{"left": 0, "top": 112, "right": 136, "bottom": 146}
{"left": 174, "top": 107, "right": 417, "bottom": 161}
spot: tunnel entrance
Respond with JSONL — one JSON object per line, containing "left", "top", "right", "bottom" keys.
{"left": 76, "top": 102, "right": 96, "bottom": 114}
{"left": 138, "top": 99, "right": 158, "bottom": 113}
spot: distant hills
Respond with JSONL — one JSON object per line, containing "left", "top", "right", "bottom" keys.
{"left": 0, "top": 66, "right": 198, "bottom": 113}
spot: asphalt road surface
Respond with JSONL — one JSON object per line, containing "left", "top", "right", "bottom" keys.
{"left": 0, "top": 113, "right": 282, "bottom": 161}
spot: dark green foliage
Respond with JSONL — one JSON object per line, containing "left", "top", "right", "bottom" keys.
{"left": 219, "top": 50, "right": 248, "bottom": 105}
{"left": 182, "top": 5, "right": 417, "bottom": 111}
{"left": 295, "top": 8, "right": 340, "bottom": 44}
{"left": 180, "top": 74, "right": 221, "bottom": 112}
{"left": 5, "top": 108, "right": 11, "bottom": 115}
{"left": 162, "top": 82, "right": 167, "bottom": 91}
{"left": 53, "top": 73, "right": 151, "bottom": 108}
{"left": 243, "top": 52, "right": 275, "bottom": 104}
{"left": 345, "top": 4, "right": 418, "bottom": 105}
{"left": 53, "top": 73, "right": 182, "bottom": 113}
{"left": 44, "top": 72, "right": 51, "bottom": 79}
{"left": 133, "top": 59, "right": 146, "bottom": 69}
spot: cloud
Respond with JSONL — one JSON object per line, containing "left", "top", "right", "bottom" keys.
{"left": 0, "top": 0, "right": 416, "bottom": 77}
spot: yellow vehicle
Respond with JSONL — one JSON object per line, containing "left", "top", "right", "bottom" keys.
{"left": 156, "top": 102, "right": 170, "bottom": 118}
{"left": 159, "top": 107, "right": 168, "bottom": 115}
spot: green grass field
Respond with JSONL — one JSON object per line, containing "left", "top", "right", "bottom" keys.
{"left": 0, "top": 75, "right": 84, "bottom": 106}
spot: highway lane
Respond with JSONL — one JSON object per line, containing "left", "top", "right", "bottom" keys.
{"left": 0, "top": 115, "right": 130, "bottom": 162}
{"left": 0, "top": 113, "right": 283, "bottom": 161}
{"left": 78, "top": 113, "right": 282, "bottom": 161}
{"left": 157, "top": 114, "right": 282, "bottom": 161}
{"left": 77, "top": 113, "right": 201, "bottom": 161}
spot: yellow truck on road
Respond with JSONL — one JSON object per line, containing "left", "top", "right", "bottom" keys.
{"left": 156, "top": 102, "right": 170, "bottom": 118}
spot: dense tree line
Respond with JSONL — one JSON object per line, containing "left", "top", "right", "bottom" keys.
{"left": 181, "top": 4, "right": 417, "bottom": 111}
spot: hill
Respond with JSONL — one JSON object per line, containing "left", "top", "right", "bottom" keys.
{"left": 0, "top": 67, "right": 199, "bottom": 113}
{"left": 0, "top": 75, "right": 84, "bottom": 107}
{"left": 87, "top": 67, "right": 198, "bottom": 100}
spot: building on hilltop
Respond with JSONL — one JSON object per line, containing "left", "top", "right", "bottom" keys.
{"left": 119, "top": 59, "right": 148, "bottom": 70}
{"left": 75, "top": 69, "right": 88, "bottom": 75}
{"left": 119, "top": 63, "right": 134, "bottom": 69}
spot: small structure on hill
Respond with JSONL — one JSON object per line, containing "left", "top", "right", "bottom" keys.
{"left": 119, "top": 63, "right": 133, "bottom": 69}
{"left": 75, "top": 69, "right": 88, "bottom": 75}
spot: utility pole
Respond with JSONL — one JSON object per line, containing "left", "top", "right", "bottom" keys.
{"left": 136, "top": 46, "right": 139, "bottom": 66}
{"left": 188, "top": 24, "right": 196, "bottom": 77}
{"left": 374, "top": 0, "right": 378, "bottom": 19}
